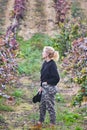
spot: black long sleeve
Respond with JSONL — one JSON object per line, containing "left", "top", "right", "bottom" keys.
{"left": 40, "top": 60, "right": 60, "bottom": 86}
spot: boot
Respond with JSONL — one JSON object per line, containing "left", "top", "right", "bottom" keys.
{"left": 29, "top": 122, "right": 42, "bottom": 130}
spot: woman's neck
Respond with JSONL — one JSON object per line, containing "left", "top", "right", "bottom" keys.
{"left": 45, "top": 57, "right": 52, "bottom": 62}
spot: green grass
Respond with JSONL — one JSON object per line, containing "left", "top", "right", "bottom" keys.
{"left": 16, "top": 33, "right": 55, "bottom": 75}
{"left": 0, "top": 98, "right": 4, "bottom": 104}
{"left": 0, "top": 105, "right": 13, "bottom": 111}
{"left": 27, "top": 33, "right": 54, "bottom": 50}
{"left": 17, "top": 35, "right": 42, "bottom": 75}
{"left": 0, "top": 99, "right": 13, "bottom": 112}
{"left": 56, "top": 106, "right": 83, "bottom": 125}
{"left": 55, "top": 93, "right": 65, "bottom": 103}
{"left": 12, "top": 90, "right": 23, "bottom": 98}
{"left": 55, "top": 103, "right": 84, "bottom": 129}
{"left": 28, "top": 112, "right": 39, "bottom": 122}
{"left": 17, "top": 49, "right": 41, "bottom": 75}
{"left": 0, "top": 115, "right": 5, "bottom": 122}
{"left": 75, "top": 126, "right": 83, "bottom": 130}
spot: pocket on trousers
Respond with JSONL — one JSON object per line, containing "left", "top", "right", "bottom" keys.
{"left": 48, "top": 86, "right": 57, "bottom": 95}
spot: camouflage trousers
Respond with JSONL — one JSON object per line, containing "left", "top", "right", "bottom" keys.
{"left": 39, "top": 84, "right": 58, "bottom": 124}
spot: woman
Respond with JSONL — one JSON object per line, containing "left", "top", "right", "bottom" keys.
{"left": 35, "top": 46, "right": 60, "bottom": 128}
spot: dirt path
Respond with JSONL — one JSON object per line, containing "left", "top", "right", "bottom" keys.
{"left": 4, "top": 0, "right": 15, "bottom": 31}
{"left": 19, "top": 0, "right": 58, "bottom": 39}
{"left": 0, "top": 0, "right": 9, "bottom": 32}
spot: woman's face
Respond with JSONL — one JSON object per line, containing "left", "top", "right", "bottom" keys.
{"left": 42, "top": 50, "right": 48, "bottom": 59}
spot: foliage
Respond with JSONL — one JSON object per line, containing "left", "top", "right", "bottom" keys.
{"left": 63, "top": 37, "right": 87, "bottom": 105}
{"left": 54, "top": 0, "right": 70, "bottom": 24}
{"left": 53, "top": 0, "right": 87, "bottom": 59}
{"left": 0, "top": 0, "right": 26, "bottom": 99}
{"left": 0, "top": 35, "right": 18, "bottom": 90}
{"left": 63, "top": 37, "right": 87, "bottom": 84}
{"left": 71, "top": 92, "right": 83, "bottom": 106}
{"left": 52, "top": 21, "right": 81, "bottom": 58}
{"left": 53, "top": 1, "right": 87, "bottom": 106}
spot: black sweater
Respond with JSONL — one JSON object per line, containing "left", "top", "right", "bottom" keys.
{"left": 40, "top": 60, "right": 60, "bottom": 86}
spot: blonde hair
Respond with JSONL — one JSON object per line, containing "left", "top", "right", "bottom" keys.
{"left": 43, "top": 46, "right": 59, "bottom": 61}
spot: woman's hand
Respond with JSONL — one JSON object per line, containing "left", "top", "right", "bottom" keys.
{"left": 38, "top": 87, "right": 42, "bottom": 93}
